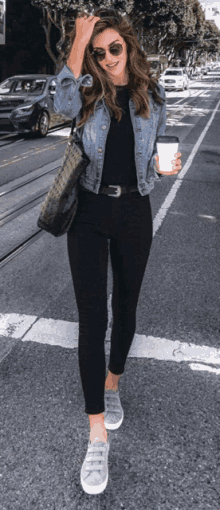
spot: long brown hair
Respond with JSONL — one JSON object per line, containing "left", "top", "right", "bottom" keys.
{"left": 65, "top": 8, "right": 164, "bottom": 129}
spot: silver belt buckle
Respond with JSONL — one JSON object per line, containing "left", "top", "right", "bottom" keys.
{"left": 108, "top": 185, "right": 121, "bottom": 197}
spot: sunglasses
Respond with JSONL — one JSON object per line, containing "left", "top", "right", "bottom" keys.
{"left": 91, "top": 43, "right": 123, "bottom": 62}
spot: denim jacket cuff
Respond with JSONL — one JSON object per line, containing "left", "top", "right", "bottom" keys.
{"left": 58, "top": 64, "right": 94, "bottom": 88}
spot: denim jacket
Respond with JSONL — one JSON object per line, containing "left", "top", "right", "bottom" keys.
{"left": 54, "top": 65, "right": 166, "bottom": 196}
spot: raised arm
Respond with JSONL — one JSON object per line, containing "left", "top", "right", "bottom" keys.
{"left": 54, "top": 14, "right": 100, "bottom": 119}
{"left": 67, "top": 14, "right": 100, "bottom": 78}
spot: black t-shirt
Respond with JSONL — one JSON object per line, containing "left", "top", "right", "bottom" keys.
{"left": 100, "top": 84, "right": 137, "bottom": 187}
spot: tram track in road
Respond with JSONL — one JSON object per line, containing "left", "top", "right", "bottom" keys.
{"left": 0, "top": 179, "right": 49, "bottom": 268}
{"left": 0, "top": 228, "right": 45, "bottom": 269}
{"left": 0, "top": 159, "right": 62, "bottom": 198}
{"left": 0, "top": 186, "right": 49, "bottom": 268}
{"left": 0, "top": 159, "right": 63, "bottom": 268}
{"left": 0, "top": 187, "right": 50, "bottom": 227}
{"left": 0, "top": 122, "right": 71, "bottom": 149}
{"left": 0, "top": 159, "right": 63, "bottom": 232}
{"left": 0, "top": 133, "right": 25, "bottom": 148}
{"left": 0, "top": 126, "right": 71, "bottom": 269}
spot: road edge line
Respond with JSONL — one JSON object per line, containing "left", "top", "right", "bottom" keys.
{"left": 153, "top": 98, "right": 220, "bottom": 236}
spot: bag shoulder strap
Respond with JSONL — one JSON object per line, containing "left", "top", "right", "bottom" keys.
{"left": 71, "top": 117, "right": 76, "bottom": 135}
{"left": 71, "top": 107, "right": 83, "bottom": 136}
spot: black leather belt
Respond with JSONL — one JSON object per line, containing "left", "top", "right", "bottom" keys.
{"left": 80, "top": 184, "right": 138, "bottom": 197}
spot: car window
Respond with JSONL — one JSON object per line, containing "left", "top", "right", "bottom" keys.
{"left": 13, "top": 79, "right": 47, "bottom": 94}
{"left": 0, "top": 78, "right": 14, "bottom": 94}
{"left": 164, "top": 70, "right": 182, "bottom": 76}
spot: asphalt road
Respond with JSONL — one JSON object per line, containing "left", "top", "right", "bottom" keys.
{"left": 1, "top": 72, "right": 220, "bottom": 510}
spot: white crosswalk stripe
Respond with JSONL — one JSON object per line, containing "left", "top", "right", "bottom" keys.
{"left": 0, "top": 313, "right": 220, "bottom": 374}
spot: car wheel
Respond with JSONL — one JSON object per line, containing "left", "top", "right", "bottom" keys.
{"left": 37, "top": 111, "right": 49, "bottom": 137}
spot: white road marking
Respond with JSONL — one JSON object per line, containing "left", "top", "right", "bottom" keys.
{"left": 198, "top": 214, "right": 217, "bottom": 221}
{"left": 0, "top": 313, "right": 37, "bottom": 338}
{"left": 189, "top": 363, "right": 220, "bottom": 375}
{"left": 166, "top": 103, "right": 215, "bottom": 126}
{"left": 153, "top": 97, "right": 220, "bottom": 236}
{"left": 168, "top": 123, "right": 195, "bottom": 127}
{"left": 0, "top": 313, "right": 220, "bottom": 374}
{"left": 48, "top": 127, "right": 71, "bottom": 137}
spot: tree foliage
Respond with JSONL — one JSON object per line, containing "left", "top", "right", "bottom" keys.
{"left": 30, "top": 0, "right": 220, "bottom": 72}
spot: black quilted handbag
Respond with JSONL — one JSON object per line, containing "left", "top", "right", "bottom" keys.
{"left": 37, "top": 117, "right": 90, "bottom": 237}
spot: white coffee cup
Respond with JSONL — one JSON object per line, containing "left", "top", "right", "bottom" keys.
{"left": 156, "top": 136, "right": 179, "bottom": 173}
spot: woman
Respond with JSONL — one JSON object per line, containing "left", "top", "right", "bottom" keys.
{"left": 54, "top": 8, "right": 182, "bottom": 495}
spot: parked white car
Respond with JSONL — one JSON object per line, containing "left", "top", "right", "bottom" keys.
{"left": 159, "top": 68, "right": 189, "bottom": 91}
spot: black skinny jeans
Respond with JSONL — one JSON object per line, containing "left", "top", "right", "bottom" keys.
{"left": 67, "top": 187, "right": 153, "bottom": 415}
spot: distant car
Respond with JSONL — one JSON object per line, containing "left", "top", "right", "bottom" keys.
{"left": 159, "top": 68, "right": 189, "bottom": 91}
{"left": 211, "top": 64, "right": 220, "bottom": 71}
{"left": 190, "top": 68, "right": 203, "bottom": 80}
{"left": 0, "top": 74, "right": 69, "bottom": 136}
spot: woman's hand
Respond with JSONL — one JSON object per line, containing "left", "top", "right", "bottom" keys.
{"left": 75, "top": 13, "right": 101, "bottom": 46}
{"left": 155, "top": 152, "right": 182, "bottom": 176}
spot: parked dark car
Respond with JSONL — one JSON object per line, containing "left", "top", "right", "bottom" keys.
{"left": 0, "top": 74, "right": 70, "bottom": 136}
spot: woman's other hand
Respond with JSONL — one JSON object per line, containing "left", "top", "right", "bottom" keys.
{"left": 155, "top": 152, "right": 182, "bottom": 175}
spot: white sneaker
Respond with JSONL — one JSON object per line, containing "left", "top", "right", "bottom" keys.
{"left": 80, "top": 437, "right": 110, "bottom": 495}
{"left": 104, "top": 389, "right": 124, "bottom": 430}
